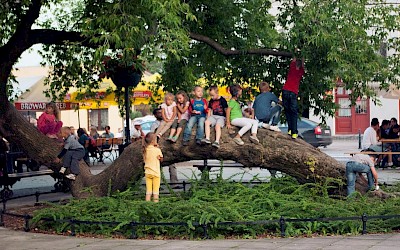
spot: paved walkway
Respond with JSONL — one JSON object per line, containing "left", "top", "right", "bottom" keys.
{"left": 2, "top": 139, "right": 400, "bottom": 249}
{"left": 0, "top": 227, "right": 399, "bottom": 250}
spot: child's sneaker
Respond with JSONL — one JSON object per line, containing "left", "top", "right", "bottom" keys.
{"left": 47, "top": 134, "right": 58, "bottom": 139}
{"left": 288, "top": 130, "right": 292, "bottom": 135}
{"left": 262, "top": 123, "right": 270, "bottom": 129}
{"left": 65, "top": 174, "right": 76, "bottom": 180}
{"left": 249, "top": 135, "right": 259, "bottom": 144}
{"left": 269, "top": 125, "right": 281, "bottom": 132}
{"left": 59, "top": 167, "right": 66, "bottom": 174}
{"left": 233, "top": 137, "right": 244, "bottom": 145}
{"left": 212, "top": 141, "right": 220, "bottom": 148}
{"left": 166, "top": 136, "right": 173, "bottom": 141}
{"left": 291, "top": 133, "right": 298, "bottom": 139}
{"left": 171, "top": 136, "right": 178, "bottom": 143}
{"left": 196, "top": 139, "right": 202, "bottom": 145}
{"left": 201, "top": 138, "right": 211, "bottom": 144}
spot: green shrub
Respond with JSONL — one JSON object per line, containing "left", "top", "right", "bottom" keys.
{"left": 32, "top": 175, "right": 400, "bottom": 239}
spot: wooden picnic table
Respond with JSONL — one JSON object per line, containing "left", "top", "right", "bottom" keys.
{"left": 379, "top": 138, "right": 400, "bottom": 152}
{"left": 346, "top": 152, "right": 400, "bottom": 155}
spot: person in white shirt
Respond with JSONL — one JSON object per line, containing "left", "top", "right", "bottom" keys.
{"left": 346, "top": 153, "right": 379, "bottom": 196}
{"left": 131, "top": 122, "right": 144, "bottom": 141}
{"left": 362, "top": 118, "right": 381, "bottom": 151}
{"left": 156, "top": 93, "right": 177, "bottom": 138}
{"left": 362, "top": 118, "right": 393, "bottom": 167}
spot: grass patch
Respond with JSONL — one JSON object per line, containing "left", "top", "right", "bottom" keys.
{"left": 32, "top": 175, "right": 400, "bottom": 239}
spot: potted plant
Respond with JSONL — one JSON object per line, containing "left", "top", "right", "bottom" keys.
{"left": 99, "top": 54, "right": 144, "bottom": 88}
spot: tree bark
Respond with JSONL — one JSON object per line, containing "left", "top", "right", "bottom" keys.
{"left": 0, "top": 99, "right": 374, "bottom": 198}
{"left": 189, "top": 32, "right": 293, "bottom": 58}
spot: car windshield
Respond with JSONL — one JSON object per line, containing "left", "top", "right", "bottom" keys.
{"left": 298, "top": 119, "right": 317, "bottom": 128}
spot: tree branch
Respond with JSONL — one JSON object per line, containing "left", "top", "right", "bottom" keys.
{"left": 189, "top": 32, "right": 293, "bottom": 58}
{"left": 20, "top": 0, "right": 43, "bottom": 30}
{"left": 0, "top": 0, "right": 43, "bottom": 99}
{"left": 29, "top": 29, "right": 92, "bottom": 47}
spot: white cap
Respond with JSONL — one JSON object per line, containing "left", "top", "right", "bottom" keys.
{"left": 133, "top": 121, "right": 141, "bottom": 126}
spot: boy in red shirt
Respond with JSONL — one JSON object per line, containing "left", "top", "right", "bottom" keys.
{"left": 282, "top": 56, "right": 305, "bottom": 139}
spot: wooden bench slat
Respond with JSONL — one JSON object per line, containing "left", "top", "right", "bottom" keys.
{"left": 7, "top": 169, "right": 54, "bottom": 178}
{"left": 192, "top": 164, "right": 248, "bottom": 170}
{"left": 380, "top": 139, "right": 400, "bottom": 143}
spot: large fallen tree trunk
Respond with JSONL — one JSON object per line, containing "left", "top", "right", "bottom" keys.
{"left": 0, "top": 100, "right": 371, "bottom": 198}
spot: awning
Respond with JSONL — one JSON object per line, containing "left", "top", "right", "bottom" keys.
{"left": 66, "top": 72, "right": 164, "bottom": 109}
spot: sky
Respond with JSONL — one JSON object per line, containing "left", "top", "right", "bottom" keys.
{"left": 15, "top": 45, "right": 43, "bottom": 67}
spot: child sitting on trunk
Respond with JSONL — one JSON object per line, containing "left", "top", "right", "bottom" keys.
{"left": 37, "top": 102, "right": 63, "bottom": 139}
{"left": 55, "top": 126, "right": 85, "bottom": 180}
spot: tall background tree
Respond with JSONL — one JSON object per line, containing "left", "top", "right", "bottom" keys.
{"left": 0, "top": 0, "right": 399, "bottom": 197}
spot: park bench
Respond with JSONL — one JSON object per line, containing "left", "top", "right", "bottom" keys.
{"left": 92, "top": 138, "right": 123, "bottom": 164}
{"left": 7, "top": 169, "right": 54, "bottom": 178}
{"left": 191, "top": 160, "right": 278, "bottom": 179}
{"left": 345, "top": 152, "right": 400, "bottom": 155}
{"left": 192, "top": 160, "right": 244, "bottom": 172}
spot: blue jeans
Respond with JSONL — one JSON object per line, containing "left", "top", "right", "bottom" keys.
{"left": 183, "top": 115, "right": 205, "bottom": 141}
{"left": 282, "top": 90, "right": 298, "bottom": 134}
{"left": 346, "top": 161, "right": 375, "bottom": 196}
{"left": 260, "top": 105, "right": 282, "bottom": 126}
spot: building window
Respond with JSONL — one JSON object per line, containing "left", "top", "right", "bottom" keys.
{"left": 89, "top": 109, "right": 108, "bottom": 130}
{"left": 337, "top": 87, "right": 352, "bottom": 95}
{"left": 338, "top": 98, "right": 351, "bottom": 117}
{"left": 355, "top": 99, "right": 368, "bottom": 114}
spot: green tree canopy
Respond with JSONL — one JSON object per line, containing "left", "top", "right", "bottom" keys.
{"left": 0, "top": 0, "right": 399, "bottom": 121}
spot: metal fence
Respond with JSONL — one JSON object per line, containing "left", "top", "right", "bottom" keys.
{"left": 2, "top": 207, "right": 400, "bottom": 239}
{"left": 1, "top": 182, "right": 400, "bottom": 239}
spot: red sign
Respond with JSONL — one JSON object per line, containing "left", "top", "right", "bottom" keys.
{"left": 82, "top": 92, "right": 107, "bottom": 100}
{"left": 14, "top": 102, "right": 79, "bottom": 111}
{"left": 133, "top": 91, "right": 152, "bottom": 98}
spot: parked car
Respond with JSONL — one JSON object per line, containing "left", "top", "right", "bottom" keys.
{"left": 140, "top": 121, "right": 156, "bottom": 135}
{"left": 132, "top": 116, "right": 156, "bottom": 135}
{"left": 278, "top": 118, "right": 332, "bottom": 148}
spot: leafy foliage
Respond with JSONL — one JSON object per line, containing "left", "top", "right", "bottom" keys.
{"left": 1, "top": 0, "right": 400, "bottom": 122}
{"left": 32, "top": 176, "right": 400, "bottom": 239}
{"left": 159, "top": 0, "right": 400, "bottom": 121}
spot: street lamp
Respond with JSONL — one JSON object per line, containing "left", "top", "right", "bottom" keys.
{"left": 111, "top": 69, "right": 142, "bottom": 146}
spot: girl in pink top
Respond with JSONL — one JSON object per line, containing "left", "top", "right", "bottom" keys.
{"left": 167, "top": 91, "right": 190, "bottom": 143}
{"left": 37, "top": 102, "right": 63, "bottom": 139}
{"left": 156, "top": 93, "right": 177, "bottom": 138}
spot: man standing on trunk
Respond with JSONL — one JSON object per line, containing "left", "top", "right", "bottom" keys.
{"left": 282, "top": 53, "right": 305, "bottom": 139}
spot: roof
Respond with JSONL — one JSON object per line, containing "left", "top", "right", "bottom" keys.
{"left": 16, "top": 77, "right": 51, "bottom": 102}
